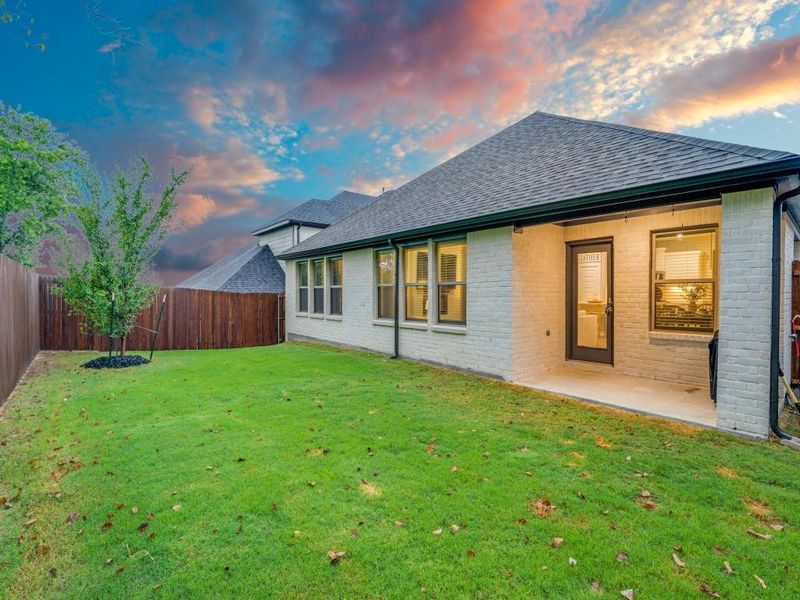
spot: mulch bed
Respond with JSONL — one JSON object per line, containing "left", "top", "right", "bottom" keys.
{"left": 81, "top": 355, "right": 151, "bottom": 369}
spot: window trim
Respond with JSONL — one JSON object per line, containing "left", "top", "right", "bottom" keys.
{"left": 649, "top": 224, "right": 719, "bottom": 334}
{"left": 402, "top": 243, "right": 430, "bottom": 322}
{"left": 296, "top": 260, "right": 309, "bottom": 314}
{"left": 327, "top": 256, "right": 343, "bottom": 316}
{"left": 374, "top": 248, "right": 396, "bottom": 321}
{"left": 435, "top": 238, "right": 467, "bottom": 326}
{"left": 311, "top": 258, "right": 325, "bottom": 315}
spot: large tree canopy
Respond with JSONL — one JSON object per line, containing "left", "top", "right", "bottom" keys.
{"left": 0, "top": 103, "right": 87, "bottom": 266}
{"left": 57, "top": 157, "right": 189, "bottom": 355}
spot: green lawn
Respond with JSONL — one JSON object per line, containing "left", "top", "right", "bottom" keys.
{"left": 1, "top": 344, "right": 799, "bottom": 599}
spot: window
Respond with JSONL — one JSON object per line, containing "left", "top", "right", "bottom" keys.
{"left": 404, "top": 245, "right": 428, "bottom": 321}
{"left": 437, "top": 240, "right": 467, "bottom": 324}
{"left": 651, "top": 227, "right": 717, "bottom": 332}
{"left": 297, "top": 261, "right": 309, "bottom": 313}
{"left": 312, "top": 258, "right": 325, "bottom": 314}
{"left": 328, "top": 257, "right": 342, "bottom": 315}
{"left": 376, "top": 250, "right": 395, "bottom": 319}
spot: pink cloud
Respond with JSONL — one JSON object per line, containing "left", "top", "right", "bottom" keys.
{"left": 304, "top": 0, "right": 593, "bottom": 127}
{"left": 632, "top": 34, "right": 800, "bottom": 131}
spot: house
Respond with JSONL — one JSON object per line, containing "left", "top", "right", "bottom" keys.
{"left": 278, "top": 112, "right": 800, "bottom": 441}
{"left": 177, "top": 190, "right": 375, "bottom": 292}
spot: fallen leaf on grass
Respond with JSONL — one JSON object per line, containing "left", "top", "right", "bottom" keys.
{"left": 23, "top": 518, "right": 37, "bottom": 528}
{"left": 746, "top": 528, "right": 771, "bottom": 540}
{"left": 770, "top": 523, "right": 784, "bottom": 531}
{"left": 131, "top": 507, "right": 139, "bottom": 514}
{"left": 350, "top": 529, "right": 359, "bottom": 537}
{"left": 425, "top": 444, "right": 436, "bottom": 454}
{"left": 615, "top": 551, "right": 630, "bottom": 564}
{"left": 307, "top": 481, "right": 316, "bottom": 488}
{"left": 634, "top": 471, "right": 648, "bottom": 478}
{"left": 466, "top": 550, "right": 476, "bottom": 557}
{"left": 450, "top": 524, "right": 460, "bottom": 534}
{"left": 639, "top": 490, "right": 651, "bottom": 498}
{"left": 100, "top": 522, "right": 113, "bottom": 531}
{"left": 35, "top": 545, "right": 49, "bottom": 556}
{"left": 568, "top": 557, "right": 577, "bottom": 566}
{"left": 327, "top": 550, "right": 346, "bottom": 565}
{"left": 451, "top": 465, "right": 458, "bottom": 472}
{"left": 641, "top": 500, "right": 657, "bottom": 510}
{"left": 359, "top": 479, "right": 381, "bottom": 496}
{"left": 672, "top": 553, "right": 685, "bottom": 568}
{"left": 594, "top": 436, "right": 613, "bottom": 449}
{"left": 591, "top": 581, "right": 603, "bottom": 593}
{"left": 394, "top": 520, "right": 404, "bottom": 527}
{"left": 621, "top": 589, "right": 634, "bottom": 599}
{"left": 530, "top": 498, "right": 553, "bottom": 518}
{"left": 432, "top": 528, "right": 443, "bottom": 536}
{"left": 699, "top": 584, "right": 720, "bottom": 598}
{"left": 723, "top": 561, "right": 733, "bottom": 575}
{"left": 65, "top": 513, "right": 80, "bottom": 524}
{"left": 172, "top": 504, "right": 181, "bottom": 512}
{"left": 745, "top": 499, "right": 771, "bottom": 519}
{"left": 715, "top": 466, "right": 739, "bottom": 478}
{"left": 115, "top": 567, "right": 124, "bottom": 575}
{"left": 754, "top": 574, "right": 766, "bottom": 589}
{"left": 137, "top": 522, "right": 149, "bottom": 533}
{"left": 104, "top": 558, "right": 112, "bottom": 565}
{"left": 550, "top": 538, "right": 564, "bottom": 548}
{"left": 153, "top": 583, "right": 162, "bottom": 590}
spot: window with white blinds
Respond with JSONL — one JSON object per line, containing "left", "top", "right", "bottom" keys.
{"left": 404, "top": 245, "right": 428, "bottom": 321}
{"left": 437, "top": 239, "right": 466, "bottom": 324}
{"left": 651, "top": 227, "right": 717, "bottom": 332}
{"left": 376, "top": 250, "right": 395, "bottom": 319}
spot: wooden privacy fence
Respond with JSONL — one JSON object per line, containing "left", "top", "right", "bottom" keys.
{"left": 39, "top": 277, "right": 285, "bottom": 351}
{"left": 1, "top": 255, "right": 40, "bottom": 404}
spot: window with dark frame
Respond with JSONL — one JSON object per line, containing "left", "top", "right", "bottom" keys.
{"left": 312, "top": 258, "right": 325, "bottom": 314}
{"left": 297, "top": 261, "right": 309, "bottom": 313}
{"left": 376, "top": 250, "right": 395, "bottom": 319}
{"left": 437, "top": 239, "right": 467, "bottom": 324}
{"left": 328, "top": 256, "right": 343, "bottom": 315}
{"left": 651, "top": 226, "right": 717, "bottom": 333}
{"left": 403, "top": 245, "right": 429, "bottom": 321}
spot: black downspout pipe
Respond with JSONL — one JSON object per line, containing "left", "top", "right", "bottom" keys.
{"left": 770, "top": 185, "right": 800, "bottom": 440}
{"left": 389, "top": 239, "right": 400, "bottom": 359}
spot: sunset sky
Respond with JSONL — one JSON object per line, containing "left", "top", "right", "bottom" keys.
{"left": 2, "top": 0, "right": 800, "bottom": 284}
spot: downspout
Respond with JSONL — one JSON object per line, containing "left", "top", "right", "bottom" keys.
{"left": 389, "top": 239, "right": 400, "bottom": 359}
{"left": 769, "top": 184, "right": 800, "bottom": 440}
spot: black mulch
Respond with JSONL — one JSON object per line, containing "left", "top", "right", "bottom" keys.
{"left": 82, "top": 355, "right": 151, "bottom": 369}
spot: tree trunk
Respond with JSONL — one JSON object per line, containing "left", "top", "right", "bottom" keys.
{"left": 120, "top": 336, "right": 127, "bottom": 357}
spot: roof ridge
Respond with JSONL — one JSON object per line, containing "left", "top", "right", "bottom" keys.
{"left": 535, "top": 112, "right": 795, "bottom": 162}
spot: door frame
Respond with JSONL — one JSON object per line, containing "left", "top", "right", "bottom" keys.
{"left": 565, "top": 237, "right": 614, "bottom": 365}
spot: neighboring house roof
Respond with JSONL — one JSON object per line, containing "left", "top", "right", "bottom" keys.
{"left": 177, "top": 243, "right": 285, "bottom": 293}
{"left": 251, "top": 190, "right": 375, "bottom": 236}
{"left": 280, "top": 112, "right": 800, "bottom": 259}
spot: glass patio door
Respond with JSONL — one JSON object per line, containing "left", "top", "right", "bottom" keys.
{"left": 567, "top": 240, "right": 613, "bottom": 364}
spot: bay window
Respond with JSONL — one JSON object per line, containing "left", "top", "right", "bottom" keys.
{"left": 328, "top": 256, "right": 343, "bottom": 315}
{"left": 312, "top": 258, "right": 325, "bottom": 314}
{"left": 436, "top": 239, "right": 467, "bottom": 324}
{"left": 404, "top": 245, "right": 428, "bottom": 321}
{"left": 651, "top": 226, "right": 717, "bottom": 332}
{"left": 376, "top": 250, "right": 395, "bottom": 319}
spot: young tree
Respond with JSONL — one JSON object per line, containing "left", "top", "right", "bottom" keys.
{"left": 0, "top": 103, "right": 87, "bottom": 266}
{"left": 57, "top": 157, "right": 189, "bottom": 356}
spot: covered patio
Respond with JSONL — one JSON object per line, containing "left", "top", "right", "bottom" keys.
{"left": 521, "top": 363, "right": 716, "bottom": 428}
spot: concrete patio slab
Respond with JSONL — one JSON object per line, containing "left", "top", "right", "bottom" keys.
{"left": 522, "top": 364, "right": 716, "bottom": 428}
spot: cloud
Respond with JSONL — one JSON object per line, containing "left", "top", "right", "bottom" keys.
{"left": 631, "top": 34, "right": 800, "bottom": 130}
{"left": 302, "top": 0, "right": 594, "bottom": 127}
{"left": 547, "top": 0, "right": 793, "bottom": 120}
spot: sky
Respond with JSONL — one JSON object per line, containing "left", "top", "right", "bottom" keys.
{"left": 2, "top": 0, "right": 800, "bottom": 285}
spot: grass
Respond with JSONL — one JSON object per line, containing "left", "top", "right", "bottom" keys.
{"left": 1, "top": 343, "right": 799, "bottom": 599}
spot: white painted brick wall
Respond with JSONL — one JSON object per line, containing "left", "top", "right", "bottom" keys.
{"left": 716, "top": 188, "right": 774, "bottom": 438}
{"left": 285, "top": 227, "right": 514, "bottom": 379}
{"left": 512, "top": 206, "right": 721, "bottom": 387}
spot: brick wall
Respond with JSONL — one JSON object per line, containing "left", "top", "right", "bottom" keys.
{"left": 285, "top": 227, "right": 514, "bottom": 379}
{"left": 716, "top": 188, "right": 773, "bottom": 438}
{"left": 512, "top": 205, "right": 721, "bottom": 387}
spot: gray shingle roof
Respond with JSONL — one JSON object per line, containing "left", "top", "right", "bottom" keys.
{"left": 251, "top": 190, "right": 375, "bottom": 235}
{"left": 177, "top": 243, "right": 285, "bottom": 293}
{"left": 280, "top": 112, "right": 800, "bottom": 259}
